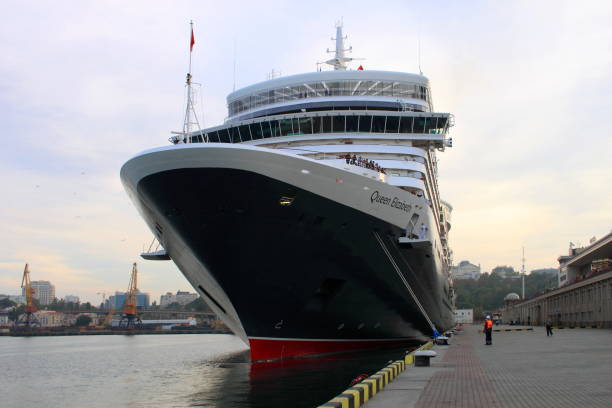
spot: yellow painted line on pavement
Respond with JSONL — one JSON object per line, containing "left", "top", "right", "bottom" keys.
{"left": 315, "top": 341, "right": 434, "bottom": 408}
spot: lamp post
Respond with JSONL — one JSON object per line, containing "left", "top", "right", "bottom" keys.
{"left": 521, "top": 247, "right": 526, "bottom": 299}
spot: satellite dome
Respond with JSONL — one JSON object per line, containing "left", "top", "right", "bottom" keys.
{"left": 504, "top": 292, "right": 520, "bottom": 301}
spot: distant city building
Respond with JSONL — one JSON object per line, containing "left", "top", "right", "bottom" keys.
{"left": 34, "top": 311, "right": 65, "bottom": 327}
{"left": 111, "top": 319, "right": 196, "bottom": 329}
{"left": 160, "top": 291, "right": 199, "bottom": 307}
{"left": 63, "top": 295, "right": 80, "bottom": 303}
{"left": 105, "top": 291, "right": 150, "bottom": 309}
{"left": 23, "top": 281, "right": 56, "bottom": 305}
{"left": 0, "top": 294, "right": 26, "bottom": 305}
{"left": 454, "top": 309, "right": 473, "bottom": 324}
{"left": 451, "top": 261, "right": 481, "bottom": 280}
{"left": 491, "top": 266, "right": 516, "bottom": 278}
{"left": 0, "top": 310, "right": 10, "bottom": 326}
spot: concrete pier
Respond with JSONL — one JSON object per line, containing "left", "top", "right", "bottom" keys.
{"left": 364, "top": 324, "right": 612, "bottom": 407}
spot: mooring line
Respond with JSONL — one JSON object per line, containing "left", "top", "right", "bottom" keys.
{"left": 373, "top": 231, "right": 437, "bottom": 334}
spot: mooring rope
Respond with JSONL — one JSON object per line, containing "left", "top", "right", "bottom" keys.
{"left": 373, "top": 231, "right": 438, "bottom": 335}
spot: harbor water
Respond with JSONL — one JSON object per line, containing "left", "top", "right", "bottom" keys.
{"left": 1, "top": 334, "right": 412, "bottom": 408}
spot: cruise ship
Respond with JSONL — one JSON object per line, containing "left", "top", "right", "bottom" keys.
{"left": 121, "top": 23, "right": 455, "bottom": 361}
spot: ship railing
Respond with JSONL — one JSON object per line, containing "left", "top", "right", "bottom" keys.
{"left": 283, "top": 147, "right": 388, "bottom": 181}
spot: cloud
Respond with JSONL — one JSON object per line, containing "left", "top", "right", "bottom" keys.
{"left": 1, "top": 0, "right": 611, "bottom": 302}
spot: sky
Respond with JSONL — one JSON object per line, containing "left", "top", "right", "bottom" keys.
{"left": 1, "top": 0, "right": 611, "bottom": 304}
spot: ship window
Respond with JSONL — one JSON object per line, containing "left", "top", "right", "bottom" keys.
{"left": 250, "top": 122, "right": 263, "bottom": 140}
{"left": 413, "top": 117, "right": 426, "bottom": 134}
{"left": 332, "top": 115, "right": 345, "bottom": 133}
{"left": 311, "top": 117, "right": 322, "bottom": 134}
{"left": 228, "top": 127, "right": 240, "bottom": 143}
{"left": 382, "top": 81, "right": 394, "bottom": 97}
{"left": 425, "top": 117, "right": 439, "bottom": 134}
{"left": 238, "top": 125, "right": 252, "bottom": 141}
{"left": 358, "top": 115, "right": 372, "bottom": 132}
{"left": 385, "top": 116, "right": 399, "bottom": 133}
{"left": 372, "top": 116, "right": 385, "bottom": 133}
{"left": 279, "top": 119, "right": 293, "bottom": 136}
{"left": 270, "top": 120, "right": 281, "bottom": 137}
{"left": 291, "top": 118, "right": 301, "bottom": 135}
{"left": 322, "top": 116, "right": 332, "bottom": 133}
{"left": 399, "top": 116, "right": 413, "bottom": 133}
{"left": 299, "top": 117, "right": 313, "bottom": 134}
{"left": 346, "top": 116, "right": 358, "bottom": 132}
{"left": 192, "top": 133, "right": 205, "bottom": 143}
{"left": 328, "top": 81, "right": 341, "bottom": 96}
{"left": 261, "top": 121, "right": 272, "bottom": 138}
{"left": 226, "top": 80, "right": 434, "bottom": 116}
{"left": 218, "top": 129, "right": 231, "bottom": 143}
{"left": 437, "top": 117, "right": 447, "bottom": 131}
{"left": 208, "top": 131, "right": 219, "bottom": 143}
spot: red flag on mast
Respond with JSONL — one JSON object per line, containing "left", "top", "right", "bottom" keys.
{"left": 190, "top": 27, "right": 195, "bottom": 52}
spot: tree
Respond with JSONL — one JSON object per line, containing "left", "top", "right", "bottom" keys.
{"left": 0, "top": 298, "right": 16, "bottom": 309}
{"left": 454, "top": 270, "right": 559, "bottom": 313}
{"left": 74, "top": 315, "right": 92, "bottom": 327}
{"left": 164, "top": 301, "right": 182, "bottom": 310}
{"left": 8, "top": 305, "right": 25, "bottom": 322}
{"left": 185, "top": 297, "right": 212, "bottom": 312}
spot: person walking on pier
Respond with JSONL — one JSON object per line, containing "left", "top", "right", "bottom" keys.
{"left": 484, "top": 316, "right": 493, "bottom": 345}
{"left": 545, "top": 320, "right": 553, "bottom": 336}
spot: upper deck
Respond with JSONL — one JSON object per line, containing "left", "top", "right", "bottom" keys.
{"left": 227, "top": 70, "right": 432, "bottom": 121}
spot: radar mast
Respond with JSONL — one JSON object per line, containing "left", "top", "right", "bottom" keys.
{"left": 325, "top": 21, "right": 354, "bottom": 70}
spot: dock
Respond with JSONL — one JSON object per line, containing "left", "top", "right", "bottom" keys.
{"left": 323, "top": 324, "right": 612, "bottom": 408}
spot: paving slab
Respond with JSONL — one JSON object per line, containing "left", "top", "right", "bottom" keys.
{"left": 364, "top": 325, "right": 612, "bottom": 408}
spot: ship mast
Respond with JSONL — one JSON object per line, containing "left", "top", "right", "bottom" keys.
{"left": 174, "top": 21, "right": 205, "bottom": 144}
{"left": 325, "top": 21, "right": 354, "bottom": 70}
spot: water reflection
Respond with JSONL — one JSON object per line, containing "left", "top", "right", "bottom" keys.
{"left": 2, "top": 334, "right": 417, "bottom": 408}
{"left": 187, "top": 346, "right": 417, "bottom": 408}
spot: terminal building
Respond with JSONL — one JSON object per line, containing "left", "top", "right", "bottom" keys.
{"left": 451, "top": 261, "right": 481, "bottom": 280}
{"left": 503, "top": 232, "right": 612, "bottom": 327}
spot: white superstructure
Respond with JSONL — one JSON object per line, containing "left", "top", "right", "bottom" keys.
{"left": 173, "top": 25, "right": 454, "bottom": 270}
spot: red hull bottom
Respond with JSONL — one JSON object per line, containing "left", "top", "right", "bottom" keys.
{"left": 248, "top": 337, "right": 417, "bottom": 361}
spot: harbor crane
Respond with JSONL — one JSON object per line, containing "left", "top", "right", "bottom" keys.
{"left": 17, "top": 263, "right": 40, "bottom": 327}
{"left": 118, "top": 262, "right": 142, "bottom": 328}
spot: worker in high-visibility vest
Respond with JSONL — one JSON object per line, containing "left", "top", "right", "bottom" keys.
{"left": 484, "top": 315, "right": 493, "bottom": 345}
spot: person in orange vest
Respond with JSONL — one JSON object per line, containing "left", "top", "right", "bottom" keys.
{"left": 484, "top": 315, "right": 493, "bottom": 345}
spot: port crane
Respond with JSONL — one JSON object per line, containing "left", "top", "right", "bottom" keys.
{"left": 17, "top": 263, "right": 40, "bottom": 327}
{"left": 118, "top": 262, "right": 142, "bottom": 328}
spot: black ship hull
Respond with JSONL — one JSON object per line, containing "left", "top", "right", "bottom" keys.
{"left": 130, "top": 158, "right": 453, "bottom": 360}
